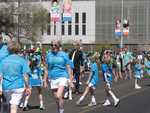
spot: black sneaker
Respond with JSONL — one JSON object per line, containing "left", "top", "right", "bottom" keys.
{"left": 23, "top": 106, "right": 30, "bottom": 111}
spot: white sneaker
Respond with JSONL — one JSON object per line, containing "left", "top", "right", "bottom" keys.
{"left": 76, "top": 100, "right": 81, "bottom": 105}
{"left": 19, "top": 102, "right": 24, "bottom": 108}
{"left": 102, "top": 99, "right": 111, "bottom": 106}
{"left": 69, "top": 96, "right": 72, "bottom": 100}
{"left": 88, "top": 102, "right": 96, "bottom": 106}
{"left": 135, "top": 84, "right": 141, "bottom": 89}
{"left": 64, "top": 92, "right": 68, "bottom": 99}
{"left": 114, "top": 98, "right": 120, "bottom": 107}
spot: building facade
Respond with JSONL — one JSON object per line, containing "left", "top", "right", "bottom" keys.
{"left": 40, "top": 0, "right": 95, "bottom": 44}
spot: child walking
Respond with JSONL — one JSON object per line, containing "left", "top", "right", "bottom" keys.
{"left": 76, "top": 53, "right": 99, "bottom": 106}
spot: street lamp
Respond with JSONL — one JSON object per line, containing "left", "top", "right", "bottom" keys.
{"left": 120, "top": 0, "right": 124, "bottom": 48}
{"left": 17, "top": 0, "right": 21, "bottom": 43}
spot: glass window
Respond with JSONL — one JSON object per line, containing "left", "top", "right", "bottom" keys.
{"left": 68, "top": 21, "right": 72, "bottom": 35}
{"left": 82, "top": 12, "right": 86, "bottom": 23}
{"left": 47, "top": 24, "right": 51, "bottom": 35}
{"left": 75, "top": 13, "right": 79, "bottom": 23}
{"left": 62, "top": 21, "right": 65, "bottom": 35}
{"left": 82, "top": 25, "right": 86, "bottom": 35}
{"left": 54, "top": 22, "right": 56, "bottom": 35}
{"left": 75, "top": 25, "right": 79, "bottom": 35}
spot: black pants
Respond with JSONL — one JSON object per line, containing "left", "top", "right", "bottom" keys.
{"left": 74, "top": 71, "right": 80, "bottom": 93}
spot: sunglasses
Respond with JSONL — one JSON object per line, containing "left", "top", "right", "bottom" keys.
{"left": 51, "top": 44, "right": 59, "bottom": 47}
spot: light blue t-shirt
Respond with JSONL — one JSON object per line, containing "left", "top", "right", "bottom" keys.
{"left": 0, "top": 54, "right": 31, "bottom": 90}
{"left": 101, "top": 63, "right": 113, "bottom": 82}
{"left": 30, "top": 67, "right": 42, "bottom": 86}
{"left": 134, "top": 63, "right": 142, "bottom": 77}
{"left": 144, "top": 60, "right": 150, "bottom": 75}
{"left": 0, "top": 45, "right": 9, "bottom": 62}
{"left": 90, "top": 62, "right": 99, "bottom": 86}
{"left": 123, "top": 51, "right": 133, "bottom": 67}
{"left": 46, "top": 51, "right": 70, "bottom": 80}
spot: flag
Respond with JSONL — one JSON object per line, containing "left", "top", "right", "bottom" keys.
{"left": 62, "top": 0, "right": 72, "bottom": 21}
{"left": 115, "top": 19, "right": 122, "bottom": 38}
{"left": 51, "top": 0, "right": 60, "bottom": 22}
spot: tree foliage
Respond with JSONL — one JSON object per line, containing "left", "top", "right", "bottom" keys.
{"left": 0, "top": 2, "right": 49, "bottom": 43}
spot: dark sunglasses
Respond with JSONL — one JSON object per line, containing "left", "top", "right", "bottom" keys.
{"left": 51, "top": 44, "right": 59, "bottom": 47}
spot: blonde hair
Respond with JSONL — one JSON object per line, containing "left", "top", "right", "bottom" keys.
{"left": 7, "top": 41, "right": 21, "bottom": 54}
{"left": 89, "top": 52, "right": 100, "bottom": 63}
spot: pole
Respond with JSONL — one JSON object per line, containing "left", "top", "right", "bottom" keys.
{"left": 17, "top": 0, "right": 20, "bottom": 43}
{"left": 120, "top": 0, "right": 123, "bottom": 48}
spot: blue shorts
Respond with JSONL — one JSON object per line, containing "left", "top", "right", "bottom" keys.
{"left": 30, "top": 79, "right": 42, "bottom": 87}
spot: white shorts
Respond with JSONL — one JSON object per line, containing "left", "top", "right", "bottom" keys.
{"left": 135, "top": 75, "right": 141, "bottom": 79}
{"left": 3, "top": 88, "right": 24, "bottom": 105}
{"left": 50, "top": 78, "right": 68, "bottom": 89}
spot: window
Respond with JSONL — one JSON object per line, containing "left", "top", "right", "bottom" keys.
{"left": 82, "top": 12, "right": 86, "bottom": 23}
{"left": 75, "top": 12, "right": 79, "bottom": 35}
{"left": 75, "top": 13, "right": 79, "bottom": 23}
{"left": 48, "top": 13, "right": 51, "bottom": 23}
{"left": 82, "top": 25, "right": 86, "bottom": 35}
{"left": 54, "top": 22, "right": 56, "bottom": 35}
{"left": 47, "top": 25, "right": 51, "bottom": 35}
{"left": 68, "top": 21, "right": 72, "bottom": 35}
{"left": 82, "top": 12, "right": 86, "bottom": 35}
{"left": 62, "top": 21, "right": 65, "bottom": 35}
{"left": 47, "top": 13, "right": 51, "bottom": 35}
{"left": 75, "top": 25, "right": 79, "bottom": 35}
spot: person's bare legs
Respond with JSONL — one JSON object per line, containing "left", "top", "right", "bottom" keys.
{"left": 10, "top": 104, "right": 17, "bottom": 113}
{"left": 52, "top": 86, "right": 65, "bottom": 113}
{"left": 76, "top": 86, "right": 90, "bottom": 105}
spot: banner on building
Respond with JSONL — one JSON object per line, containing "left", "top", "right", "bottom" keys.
{"left": 51, "top": 0, "right": 60, "bottom": 22}
{"left": 115, "top": 19, "right": 122, "bottom": 38}
{"left": 62, "top": 0, "right": 72, "bottom": 21}
{"left": 123, "top": 19, "right": 129, "bottom": 37}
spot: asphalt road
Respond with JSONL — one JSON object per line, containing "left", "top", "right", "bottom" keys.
{"left": 19, "top": 78, "right": 150, "bottom": 113}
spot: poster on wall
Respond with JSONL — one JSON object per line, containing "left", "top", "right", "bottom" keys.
{"left": 51, "top": 0, "right": 60, "bottom": 22}
{"left": 123, "top": 19, "right": 129, "bottom": 37}
{"left": 62, "top": 0, "right": 72, "bottom": 21}
{"left": 115, "top": 19, "right": 122, "bottom": 38}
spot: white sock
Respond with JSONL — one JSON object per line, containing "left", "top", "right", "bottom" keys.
{"left": 24, "top": 100, "right": 28, "bottom": 107}
{"left": 40, "top": 100, "right": 43, "bottom": 107}
{"left": 108, "top": 90, "right": 118, "bottom": 101}
{"left": 79, "top": 96, "right": 85, "bottom": 102}
{"left": 59, "top": 109, "right": 64, "bottom": 113}
{"left": 135, "top": 78, "right": 138, "bottom": 86}
{"left": 69, "top": 88, "right": 72, "bottom": 99}
{"left": 19, "top": 102, "right": 24, "bottom": 107}
{"left": 91, "top": 96, "right": 96, "bottom": 103}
